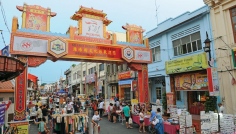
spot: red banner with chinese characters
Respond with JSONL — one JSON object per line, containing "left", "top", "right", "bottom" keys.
{"left": 207, "top": 68, "right": 220, "bottom": 96}
{"left": 66, "top": 42, "right": 123, "bottom": 61}
{"left": 14, "top": 67, "right": 27, "bottom": 121}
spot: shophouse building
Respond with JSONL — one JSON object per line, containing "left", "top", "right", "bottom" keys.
{"left": 204, "top": 0, "right": 236, "bottom": 114}
{"left": 146, "top": 5, "right": 215, "bottom": 114}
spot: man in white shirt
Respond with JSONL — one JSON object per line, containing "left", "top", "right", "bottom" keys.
{"left": 67, "top": 101, "right": 73, "bottom": 114}
{"left": 98, "top": 100, "right": 104, "bottom": 117}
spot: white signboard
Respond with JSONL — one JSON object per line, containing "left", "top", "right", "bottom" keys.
{"left": 13, "top": 36, "right": 48, "bottom": 53}
{"left": 82, "top": 17, "right": 103, "bottom": 38}
{"left": 134, "top": 50, "right": 151, "bottom": 61}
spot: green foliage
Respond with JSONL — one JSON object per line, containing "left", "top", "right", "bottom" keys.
{"left": 204, "top": 92, "right": 217, "bottom": 112}
{"left": 41, "top": 83, "right": 47, "bottom": 86}
{"left": 72, "top": 64, "right": 76, "bottom": 67}
{"left": 162, "top": 92, "right": 167, "bottom": 111}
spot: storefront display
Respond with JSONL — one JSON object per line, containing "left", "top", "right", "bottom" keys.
{"left": 118, "top": 71, "right": 137, "bottom": 102}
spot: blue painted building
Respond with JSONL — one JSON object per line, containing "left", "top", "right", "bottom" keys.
{"left": 146, "top": 5, "right": 215, "bottom": 113}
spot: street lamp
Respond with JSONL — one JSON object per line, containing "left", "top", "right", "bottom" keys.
{"left": 203, "top": 31, "right": 212, "bottom": 67}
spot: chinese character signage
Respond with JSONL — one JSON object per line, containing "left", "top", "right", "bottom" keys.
{"left": 17, "top": 4, "right": 56, "bottom": 32}
{"left": 174, "top": 71, "right": 208, "bottom": 90}
{"left": 118, "top": 71, "right": 135, "bottom": 80}
{"left": 14, "top": 67, "right": 27, "bottom": 121}
{"left": 0, "top": 104, "right": 5, "bottom": 125}
{"left": 82, "top": 17, "right": 103, "bottom": 38}
{"left": 165, "top": 53, "right": 208, "bottom": 74}
{"left": 67, "top": 42, "right": 122, "bottom": 61}
{"left": 207, "top": 68, "right": 220, "bottom": 96}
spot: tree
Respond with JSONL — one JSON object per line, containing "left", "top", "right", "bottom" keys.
{"left": 41, "top": 83, "right": 47, "bottom": 86}
{"left": 204, "top": 92, "right": 217, "bottom": 112}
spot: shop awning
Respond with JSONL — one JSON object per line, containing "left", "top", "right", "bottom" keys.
{"left": 118, "top": 78, "right": 134, "bottom": 85}
{"left": 28, "top": 73, "right": 38, "bottom": 84}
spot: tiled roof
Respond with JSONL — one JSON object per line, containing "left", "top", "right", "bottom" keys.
{"left": 0, "top": 80, "right": 14, "bottom": 92}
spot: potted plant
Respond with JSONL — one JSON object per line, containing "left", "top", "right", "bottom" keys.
{"left": 204, "top": 92, "right": 217, "bottom": 112}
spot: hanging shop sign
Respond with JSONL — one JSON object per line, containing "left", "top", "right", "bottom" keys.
{"left": 0, "top": 104, "right": 5, "bottom": 125}
{"left": 207, "top": 68, "right": 220, "bottom": 96}
{"left": 131, "top": 80, "right": 138, "bottom": 91}
{"left": 174, "top": 71, "right": 208, "bottom": 90}
{"left": 165, "top": 53, "right": 208, "bottom": 74}
{"left": 85, "top": 73, "right": 96, "bottom": 84}
{"left": 14, "top": 67, "right": 27, "bottom": 121}
{"left": 118, "top": 71, "right": 135, "bottom": 80}
{"left": 166, "top": 92, "right": 174, "bottom": 113}
{"left": 232, "top": 49, "right": 236, "bottom": 68}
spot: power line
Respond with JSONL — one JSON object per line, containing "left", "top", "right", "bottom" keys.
{"left": 0, "top": 30, "right": 6, "bottom": 46}
{"left": 0, "top": 0, "right": 10, "bottom": 33}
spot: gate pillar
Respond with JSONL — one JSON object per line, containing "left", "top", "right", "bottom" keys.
{"left": 129, "top": 63, "right": 149, "bottom": 103}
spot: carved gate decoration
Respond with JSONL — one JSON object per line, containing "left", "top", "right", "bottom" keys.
{"left": 10, "top": 4, "right": 152, "bottom": 121}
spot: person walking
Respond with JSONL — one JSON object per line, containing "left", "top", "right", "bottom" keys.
{"left": 98, "top": 99, "right": 104, "bottom": 117}
{"left": 42, "top": 105, "right": 49, "bottom": 124}
{"left": 37, "top": 106, "right": 43, "bottom": 122}
{"left": 111, "top": 104, "right": 118, "bottom": 123}
{"left": 122, "top": 103, "right": 133, "bottom": 129}
{"left": 34, "top": 117, "right": 48, "bottom": 134}
{"left": 139, "top": 109, "right": 146, "bottom": 133}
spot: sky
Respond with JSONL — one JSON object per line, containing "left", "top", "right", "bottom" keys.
{"left": 0, "top": 0, "right": 205, "bottom": 83}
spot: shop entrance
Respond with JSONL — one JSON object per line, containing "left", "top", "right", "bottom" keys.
{"left": 10, "top": 4, "right": 152, "bottom": 121}
{"left": 188, "top": 91, "right": 206, "bottom": 115}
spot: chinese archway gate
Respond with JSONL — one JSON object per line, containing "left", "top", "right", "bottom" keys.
{"left": 10, "top": 4, "right": 152, "bottom": 121}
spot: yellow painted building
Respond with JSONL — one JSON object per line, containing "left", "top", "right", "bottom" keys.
{"left": 204, "top": 0, "right": 236, "bottom": 114}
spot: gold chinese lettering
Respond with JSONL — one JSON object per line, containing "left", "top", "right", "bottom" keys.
{"left": 84, "top": 48, "right": 88, "bottom": 53}
{"left": 112, "top": 51, "right": 116, "bottom": 55}
{"left": 73, "top": 47, "right": 77, "bottom": 52}
{"left": 89, "top": 49, "right": 93, "bottom": 53}
{"left": 104, "top": 50, "right": 107, "bottom": 54}
{"left": 79, "top": 48, "right": 83, "bottom": 52}
{"left": 94, "top": 49, "right": 98, "bottom": 54}
{"left": 108, "top": 51, "right": 112, "bottom": 55}
{"left": 99, "top": 50, "right": 103, "bottom": 54}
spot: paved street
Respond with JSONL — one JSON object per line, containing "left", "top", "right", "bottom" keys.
{"left": 29, "top": 117, "right": 141, "bottom": 134}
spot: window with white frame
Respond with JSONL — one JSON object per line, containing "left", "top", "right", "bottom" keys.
{"left": 0, "top": 98, "right": 3, "bottom": 101}
{"left": 173, "top": 31, "right": 202, "bottom": 56}
{"left": 152, "top": 46, "right": 161, "bottom": 62}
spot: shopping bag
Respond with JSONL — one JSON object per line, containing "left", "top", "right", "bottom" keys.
{"left": 128, "top": 117, "right": 133, "bottom": 124}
